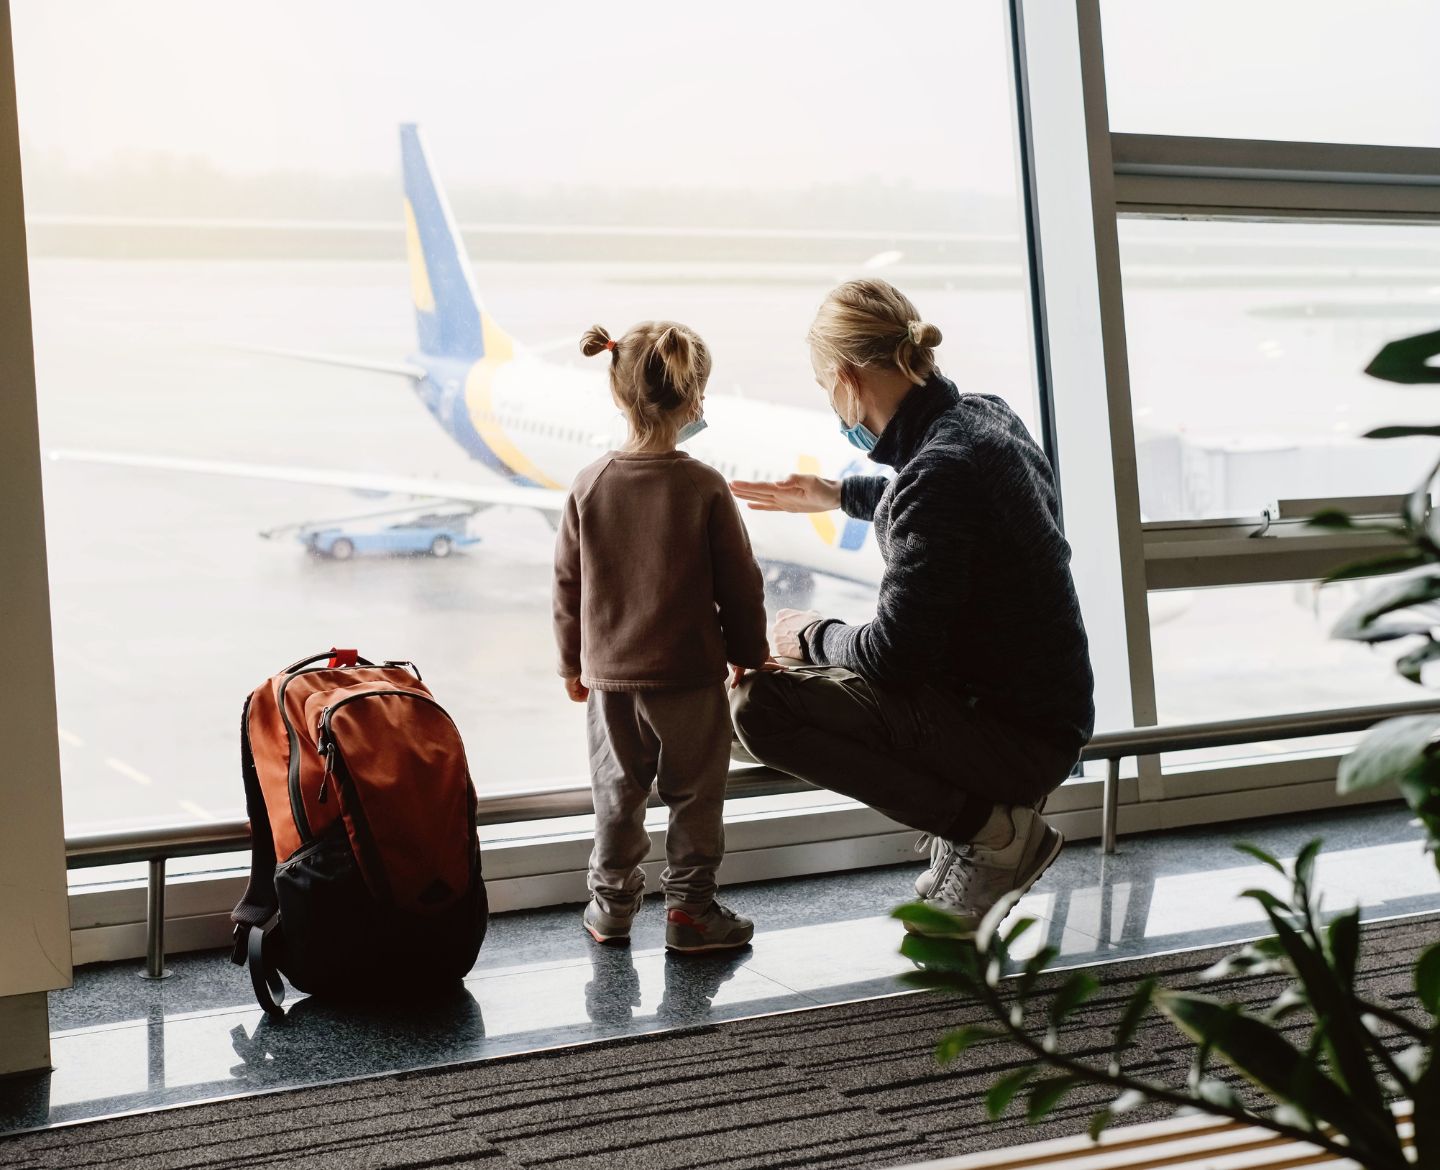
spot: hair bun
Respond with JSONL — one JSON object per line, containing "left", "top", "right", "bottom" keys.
{"left": 906, "top": 320, "right": 943, "bottom": 347}
{"left": 580, "top": 325, "right": 613, "bottom": 358}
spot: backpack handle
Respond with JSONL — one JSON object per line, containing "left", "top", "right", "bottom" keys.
{"left": 282, "top": 648, "right": 376, "bottom": 674}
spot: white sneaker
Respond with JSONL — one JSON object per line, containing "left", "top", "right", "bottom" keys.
{"left": 907, "top": 806, "right": 1064, "bottom": 937}
{"left": 912, "top": 833, "right": 950, "bottom": 898}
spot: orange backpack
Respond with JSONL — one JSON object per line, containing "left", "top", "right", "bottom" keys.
{"left": 231, "top": 649, "right": 487, "bottom": 1012}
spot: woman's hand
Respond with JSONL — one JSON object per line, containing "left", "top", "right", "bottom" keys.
{"left": 729, "top": 657, "right": 788, "bottom": 689}
{"left": 730, "top": 474, "right": 842, "bottom": 514}
{"left": 563, "top": 676, "right": 589, "bottom": 703}
{"left": 771, "top": 608, "right": 823, "bottom": 660}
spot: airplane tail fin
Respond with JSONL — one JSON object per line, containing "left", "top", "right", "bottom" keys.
{"left": 400, "top": 124, "right": 513, "bottom": 364}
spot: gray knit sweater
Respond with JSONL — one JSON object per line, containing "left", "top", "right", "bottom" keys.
{"left": 802, "top": 375, "right": 1095, "bottom": 748}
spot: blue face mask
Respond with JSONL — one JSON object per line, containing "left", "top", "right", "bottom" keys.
{"left": 839, "top": 417, "right": 879, "bottom": 452}
{"left": 677, "top": 417, "right": 708, "bottom": 444}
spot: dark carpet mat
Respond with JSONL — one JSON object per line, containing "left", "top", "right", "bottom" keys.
{"left": 2, "top": 916, "right": 1432, "bottom": 1170}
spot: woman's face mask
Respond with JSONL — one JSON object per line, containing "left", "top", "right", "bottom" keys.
{"left": 814, "top": 355, "right": 878, "bottom": 452}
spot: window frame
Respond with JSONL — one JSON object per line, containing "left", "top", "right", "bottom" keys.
{"left": 16, "top": 0, "right": 1429, "bottom": 964}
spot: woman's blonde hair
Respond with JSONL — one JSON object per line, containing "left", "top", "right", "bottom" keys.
{"left": 808, "top": 278, "right": 943, "bottom": 386}
{"left": 581, "top": 320, "right": 711, "bottom": 448}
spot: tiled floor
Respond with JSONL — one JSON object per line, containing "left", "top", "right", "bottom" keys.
{"left": 3, "top": 803, "right": 1437, "bottom": 1136}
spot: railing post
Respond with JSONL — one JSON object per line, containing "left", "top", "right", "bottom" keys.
{"left": 140, "top": 856, "right": 171, "bottom": 980}
{"left": 1102, "top": 757, "right": 1121, "bottom": 854}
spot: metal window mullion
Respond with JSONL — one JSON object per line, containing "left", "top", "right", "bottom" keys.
{"left": 1013, "top": 0, "right": 1161, "bottom": 805}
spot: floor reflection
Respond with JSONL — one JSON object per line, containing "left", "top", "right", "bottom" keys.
{"left": 3, "top": 804, "right": 1435, "bottom": 1136}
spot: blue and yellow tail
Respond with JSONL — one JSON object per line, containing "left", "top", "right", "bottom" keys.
{"left": 400, "top": 124, "right": 512, "bottom": 364}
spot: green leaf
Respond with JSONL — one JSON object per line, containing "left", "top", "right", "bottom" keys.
{"left": 1015, "top": 945, "right": 1059, "bottom": 1004}
{"left": 985, "top": 1066, "right": 1036, "bottom": 1119}
{"left": 1293, "top": 839, "right": 1323, "bottom": 897}
{"left": 1194, "top": 1078, "right": 1242, "bottom": 1111}
{"left": 1307, "top": 508, "right": 1358, "bottom": 529}
{"left": 1027, "top": 1075, "right": 1082, "bottom": 1123}
{"left": 1365, "top": 328, "right": 1440, "bottom": 385}
{"left": 1110, "top": 977, "right": 1156, "bottom": 1073}
{"left": 935, "top": 1025, "right": 1003, "bottom": 1065}
{"left": 897, "top": 969, "right": 970, "bottom": 994}
{"left": 1234, "top": 842, "right": 1285, "bottom": 872}
{"left": 899, "top": 931, "right": 978, "bottom": 974}
{"left": 975, "top": 889, "right": 1025, "bottom": 955}
{"left": 1239, "top": 887, "right": 1290, "bottom": 916}
{"left": 1394, "top": 1043, "right": 1429, "bottom": 1083}
{"left": 1364, "top": 425, "right": 1440, "bottom": 439}
{"left": 1002, "top": 917, "right": 1037, "bottom": 951}
{"left": 1337, "top": 716, "right": 1440, "bottom": 801}
{"left": 1396, "top": 638, "right": 1440, "bottom": 685}
{"left": 1330, "top": 567, "right": 1440, "bottom": 641}
{"left": 1322, "top": 549, "right": 1430, "bottom": 586}
{"left": 1417, "top": 941, "right": 1440, "bottom": 1016}
{"left": 1156, "top": 991, "right": 1401, "bottom": 1160}
{"left": 1205, "top": 937, "right": 1289, "bottom": 981}
{"left": 893, "top": 900, "right": 975, "bottom": 938}
{"left": 1327, "top": 908, "right": 1361, "bottom": 990}
{"left": 1263, "top": 986, "right": 1310, "bottom": 1022}
{"left": 1087, "top": 1088, "right": 1147, "bottom": 1141}
{"left": 1049, "top": 972, "right": 1099, "bottom": 1029}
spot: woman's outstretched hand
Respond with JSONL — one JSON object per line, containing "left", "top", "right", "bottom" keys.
{"left": 771, "top": 608, "right": 823, "bottom": 660}
{"left": 730, "top": 474, "right": 842, "bottom": 514}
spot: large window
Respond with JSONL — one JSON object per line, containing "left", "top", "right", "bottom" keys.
{"left": 1101, "top": 0, "right": 1440, "bottom": 148}
{"left": 17, "top": 1, "right": 1033, "bottom": 832}
{"left": 1121, "top": 219, "right": 1440, "bottom": 522}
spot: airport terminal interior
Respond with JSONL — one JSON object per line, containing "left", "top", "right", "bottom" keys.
{"left": 3, "top": 3, "right": 1440, "bottom": 1169}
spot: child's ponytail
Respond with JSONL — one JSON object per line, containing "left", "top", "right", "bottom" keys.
{"left": 652, "top": 326, "right": 704, "bottom": 402}
{"left": 580, "top": 325, "right": 615, "bottom": 358}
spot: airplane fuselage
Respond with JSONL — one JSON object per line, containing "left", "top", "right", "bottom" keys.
{"left": 415, "top": 351, "right": 887, "bottom": 588}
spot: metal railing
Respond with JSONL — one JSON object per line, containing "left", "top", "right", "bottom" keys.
{"left": 65, "top": 697, "right": 1440, "bottom": 979}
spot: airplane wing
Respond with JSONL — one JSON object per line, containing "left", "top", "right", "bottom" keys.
{"left": 47, "top": 448, "right": 566, "bottom": 514}
{"left": 229, "top": 344, "right": 427, "bottom": 379}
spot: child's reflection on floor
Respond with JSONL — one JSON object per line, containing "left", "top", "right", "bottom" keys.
{"left": 584, "top": 940, "right": 752, "bottom": 1029}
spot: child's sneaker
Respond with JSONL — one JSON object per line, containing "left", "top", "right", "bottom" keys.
{"left": 583, "top": 898, "right": 637, "bottom": 945}
{"left": 665, "top": 901, "right": 754, "bottom": 952}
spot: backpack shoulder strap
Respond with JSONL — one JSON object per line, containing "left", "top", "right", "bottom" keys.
{"left": 231, "top": 692, "right": 280, "bottom": 953}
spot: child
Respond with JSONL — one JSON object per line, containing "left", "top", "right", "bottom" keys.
{"left": 553, "top": 320, "right": 772, "bottom": 952}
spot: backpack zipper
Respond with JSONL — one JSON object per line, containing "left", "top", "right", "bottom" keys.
{"left": 275, "top": 671, "right": 316, "bottom": 844}
{"left": 314, "top": 688, "right": 463, "bottom": 906}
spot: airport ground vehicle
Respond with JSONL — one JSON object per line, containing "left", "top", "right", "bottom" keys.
{"left": 300, "top": 511, "right": 480, "bottom": 560}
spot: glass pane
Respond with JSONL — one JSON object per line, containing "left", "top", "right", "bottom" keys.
{"left": 16, "top": 0, "right": 1032, "bottom": 831}
{"left": 1150, "top": 581, "right": 1420, "bottom": 767}
{"left": 1120, "top": 219, "right": 1440, "bottom": 521}
{"left": 1102, "top": 0, "right": 1440, "bottom": 148}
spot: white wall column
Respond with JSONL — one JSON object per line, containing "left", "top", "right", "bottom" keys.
{"left": 1012, "top": 0, "right": 1158, "bottom": 760}
{"left": 0, "top": 0, "right": 73, "bottom": 1077}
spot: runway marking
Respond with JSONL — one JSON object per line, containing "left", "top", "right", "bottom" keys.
{"left": 57, "top": 727, "right": 85, "bottom": 748}
{"left": 105, "top": 756, "right": 153, "bottom": 787}
{"left": 177, "top": 800, "right": 215, "bottom": 821}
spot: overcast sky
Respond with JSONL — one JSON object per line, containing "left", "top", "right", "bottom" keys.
{"left": 11, "top": 1, "right": 1440, "bottom": 195}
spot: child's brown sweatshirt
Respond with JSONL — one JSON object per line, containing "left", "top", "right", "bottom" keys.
{"left": 553, "top": 450, "right": 769, "bottom": 691}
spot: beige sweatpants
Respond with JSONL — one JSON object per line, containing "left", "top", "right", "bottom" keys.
{"left": 585, "top": 683, "right": 731, "bottom": 915}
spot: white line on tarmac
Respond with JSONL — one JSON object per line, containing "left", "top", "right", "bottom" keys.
{"left": 105, "top": 757, "right": 153, "bottom": 786}
{"left": 177, "top": 800, "right": 215, "bottom": 821}
{"left": 57, "top": 727, "right": 85, "bottom": 748}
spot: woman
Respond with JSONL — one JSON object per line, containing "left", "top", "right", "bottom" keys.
{"left": 729, "top": 279, "right": 1094, "bottom": 934}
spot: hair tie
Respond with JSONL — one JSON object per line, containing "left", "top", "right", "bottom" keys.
{"left": 605, "top": 340, "right": 616, "bottom": 352}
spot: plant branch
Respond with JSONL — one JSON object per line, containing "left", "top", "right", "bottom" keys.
{"left": 969, "top": 974, "right": 1378, "bottom": 1167}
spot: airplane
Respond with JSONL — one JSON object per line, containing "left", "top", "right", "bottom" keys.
{"left": 53, "top": 124, "right": 886, "bottom": 599}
